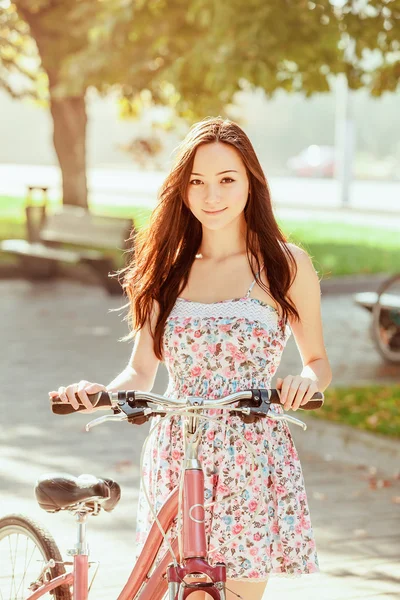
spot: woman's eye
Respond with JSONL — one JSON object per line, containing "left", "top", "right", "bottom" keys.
{"left": 189, "top": 178, "right": 234, "bottom": 185}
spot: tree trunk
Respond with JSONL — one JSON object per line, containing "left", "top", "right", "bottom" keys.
{"left": 13, "top": 3, "right": 89, "bottom": 210}
{"left": 50, "top": 94, "right": 88, "bottom": 209}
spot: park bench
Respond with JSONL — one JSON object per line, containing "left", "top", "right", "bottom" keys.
{"left": 0, "top": 198, "right": 134, "bottom": 295}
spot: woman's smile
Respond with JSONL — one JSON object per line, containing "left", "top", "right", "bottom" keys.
{"left": 202, "top": 207, "right": 228, "bottom": 215}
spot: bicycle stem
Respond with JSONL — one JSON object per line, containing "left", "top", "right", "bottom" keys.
{"left": 184, "top": 422, "right": 203, "bottom": 469}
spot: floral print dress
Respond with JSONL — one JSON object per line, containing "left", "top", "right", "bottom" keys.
{"left": 135, "top": 272, "right": 319, "bottom": 581}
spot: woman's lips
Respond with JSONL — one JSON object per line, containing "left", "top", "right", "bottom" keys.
{"left": 202, "top": 208, "right": 227, "bottom": 215}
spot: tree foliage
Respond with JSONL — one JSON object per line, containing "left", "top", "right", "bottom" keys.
{"left": 1, "top": 0, "right": 398, "bottom": 109}
{"left": 0, "top": 1, "right": 40, "bottom": 98}
{"left": 340, "top": 0, "right": 400, "bottom": 95}
{"left": 62, "top": 0, "right": 399, "bottom": 118}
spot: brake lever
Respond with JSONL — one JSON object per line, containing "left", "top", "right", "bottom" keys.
{"left": 232, "top": 407, "right": 307, "bottom": 430}
{"left": 85, "top": 413, "right": 128, "bottom": 432}
{"left": 270, "top": 412, "right": 307, "bottom": 430}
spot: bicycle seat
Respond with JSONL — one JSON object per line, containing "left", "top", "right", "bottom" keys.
{"left": 34, "top": 473, "right": 121, "bottom": 513}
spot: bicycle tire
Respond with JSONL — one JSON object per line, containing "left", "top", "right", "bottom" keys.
{"left": 0, "top": 513, "right": 72, "bottom": 600}
{"left": 371, "top": 274, "right": 400, "bottom": 364}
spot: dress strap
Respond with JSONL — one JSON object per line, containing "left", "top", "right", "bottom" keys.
{"left": 245, "top": 265, "right": 265, "bottom": 298}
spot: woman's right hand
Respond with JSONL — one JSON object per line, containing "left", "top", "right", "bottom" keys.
{"left": 48, "top": 381, "right": 108, "bottom": 412}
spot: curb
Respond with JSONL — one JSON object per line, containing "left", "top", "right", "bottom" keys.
{"left": 289, "top": 414, "right": 400, "bottom": 477}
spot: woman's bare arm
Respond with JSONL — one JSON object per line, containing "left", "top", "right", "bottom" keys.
{"left": 107, "top": 301, "right": 160, "bottom": 393}
{"left": 276, "top": 244, "right": 332, "bottom": 410}
{"left": 288, "top": 245, "right": 332, "bottom": 389}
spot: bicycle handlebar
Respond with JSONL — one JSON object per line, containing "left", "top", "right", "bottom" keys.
{"left": 50, "top": 388, "right": 324, "bottom": 420}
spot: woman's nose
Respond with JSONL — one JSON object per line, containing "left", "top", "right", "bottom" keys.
{"left": 204, "top": 185, "right": 222, "bottom": 204}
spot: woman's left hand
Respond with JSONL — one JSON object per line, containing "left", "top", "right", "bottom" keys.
{"left": 276, "top": 375, "right": 320, "bottom": 411}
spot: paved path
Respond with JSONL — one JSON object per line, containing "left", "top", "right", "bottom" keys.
{"left": 0, "top": 279, "right": 399, "bottom": 599}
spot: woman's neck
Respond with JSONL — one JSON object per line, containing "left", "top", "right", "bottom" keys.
{"left": 198, "top": 216, "right": 247, "bottom": 262}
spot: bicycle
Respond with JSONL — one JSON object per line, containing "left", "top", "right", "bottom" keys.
{"left": 372, "top": 273, "right": 400, "bottom": 364}
{"left": 0, "top": 387, "right": 323, "bottom": 600}
{"left": 354, "top": 273, "right": 400, "bottom": 364}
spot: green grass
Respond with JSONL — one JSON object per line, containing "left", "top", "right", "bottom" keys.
{"left": 1, "top": 195, "right": 399, "bottom": 277}
{"left": 282, "top": 220, "right": 400, "bottom": 277}
{"left": 312, "top": 385, "right": 400, "bottom": 438}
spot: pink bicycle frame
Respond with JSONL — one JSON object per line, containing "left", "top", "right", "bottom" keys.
{"left": 120, "top": 461, "right": 227, "bottom": 600}
{"left": 26, "top": 425, "right": 227, "bottom": 599}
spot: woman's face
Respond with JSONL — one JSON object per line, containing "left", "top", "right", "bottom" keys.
{"left": 187, "top": 142, "right": 249, "bottom": 231}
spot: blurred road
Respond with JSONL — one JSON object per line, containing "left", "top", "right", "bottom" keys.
{"left": 1, "top": 164, "right": 399, "bottom": 230}
{"left": 1, "top": 279, "right": 399, "bottom": 599}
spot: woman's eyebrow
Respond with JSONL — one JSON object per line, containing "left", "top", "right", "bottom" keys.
{"left": 191, "top": 169, "right": 238, "bottom": 176}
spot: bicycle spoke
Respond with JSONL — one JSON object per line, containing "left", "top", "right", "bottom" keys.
{"left": 15, "top": 540, "right": 39, "bottom": 598}
{"left": 9, "top": 532, "right": 22, "bottom": 599}
{"left": 1, "top": 531, "right": 45, "bottom": 600}
{"left": 21, "top": 536, "right": 29, "bottom": 599}
{"left": 8, "top": 532, "right": 18, "bottom": 598}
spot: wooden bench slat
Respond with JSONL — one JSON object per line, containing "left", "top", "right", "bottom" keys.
{"left": 40, "top": 209, "right": 132, "bottom": 249}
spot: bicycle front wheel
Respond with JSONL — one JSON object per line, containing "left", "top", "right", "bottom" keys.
{"left": 0, "top": 514, "right": 72, "bottom": 600}
{"left": 371, "top": 274, "right": 400, "bottom": 364}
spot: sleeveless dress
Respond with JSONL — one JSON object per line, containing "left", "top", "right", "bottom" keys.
{"left": 135, "top": 272, "right": 320, "bottom": 581}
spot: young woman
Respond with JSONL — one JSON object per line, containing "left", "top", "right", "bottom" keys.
{"left": 50, "top": 117, "right": 332, "bottom": 600}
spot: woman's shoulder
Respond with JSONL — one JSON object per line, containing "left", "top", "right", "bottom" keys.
{"left": 280, "top": 243, "right": 320, "bottom": 293}
{"left": 280, "top": 241, "right": 308, "bottom": 260}
{"left": 279, "top": 242, "right": 316, "bottom": 270}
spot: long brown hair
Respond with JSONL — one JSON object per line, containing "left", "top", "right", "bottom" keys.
{"left": 122, "top": 116, "right": 299, "bottom": 359}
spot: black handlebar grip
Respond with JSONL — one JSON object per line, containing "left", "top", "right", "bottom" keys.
{"left": 51, "top": 391, "right": 111, "bottom": 415}
{"left": 269, "top": 389, "right": 324, "bottom": 410}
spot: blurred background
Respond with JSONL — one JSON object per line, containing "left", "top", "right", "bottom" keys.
{"left": 0, "top": 1, "right": 399, "bottom": 599}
